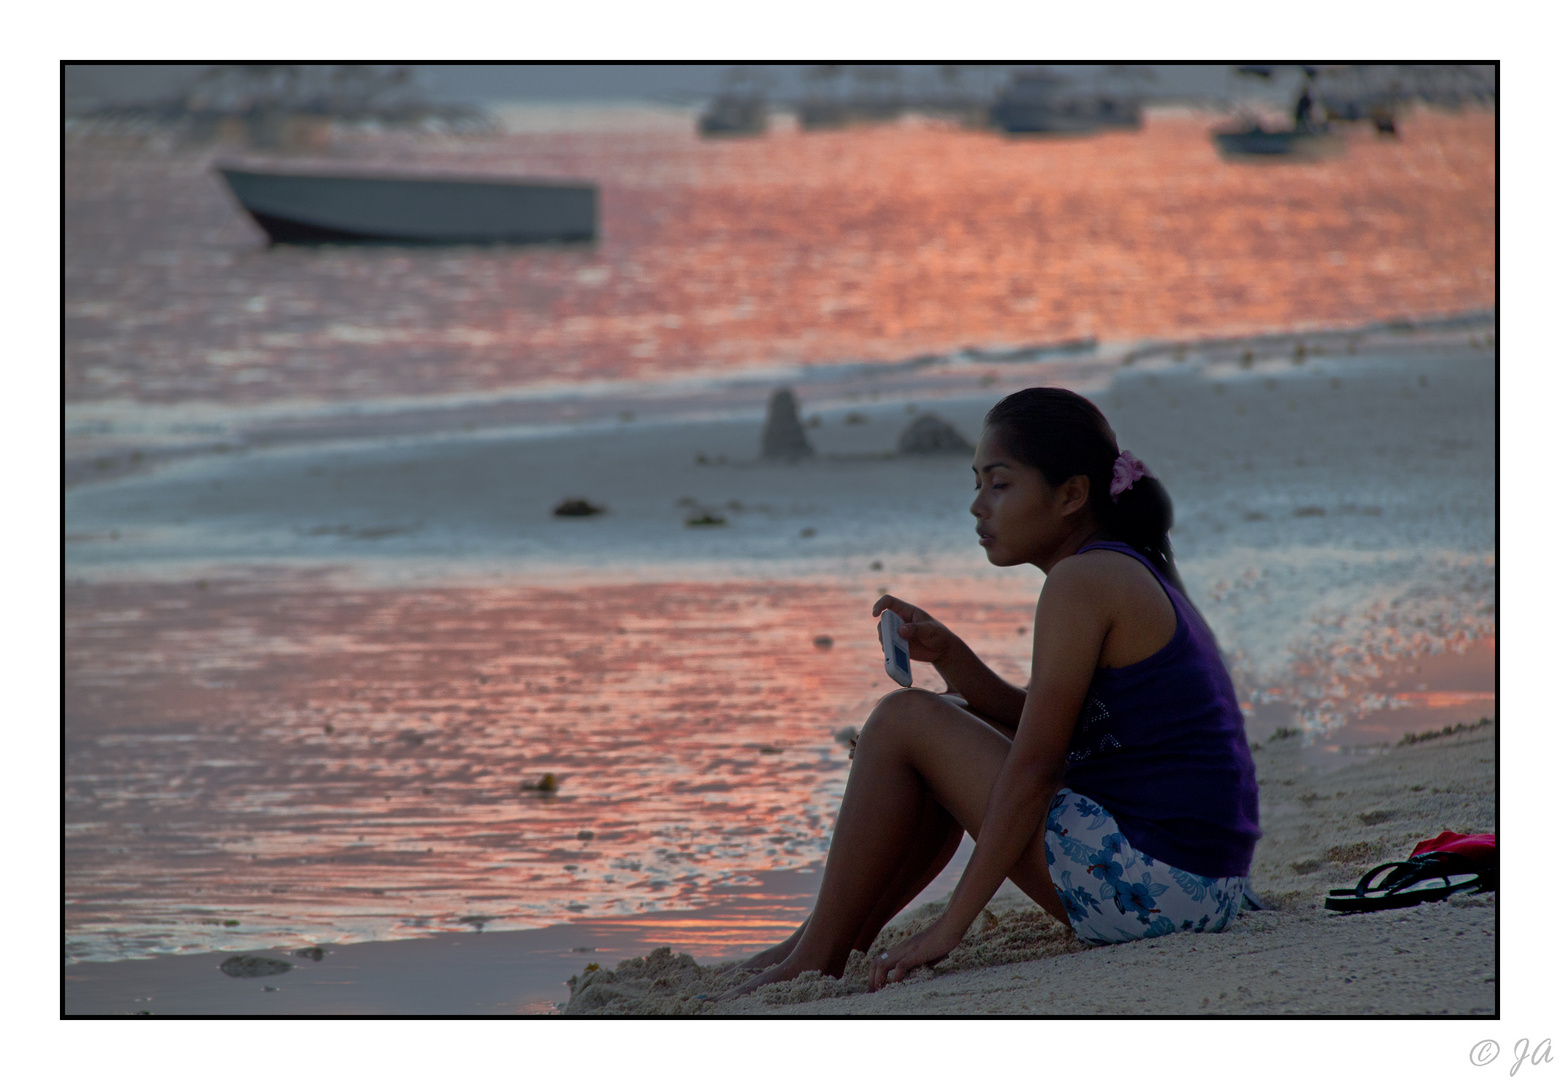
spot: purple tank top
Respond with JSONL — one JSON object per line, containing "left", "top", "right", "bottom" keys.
{"left": 1060, "top": 541, "right": 1260, "bottom": 879}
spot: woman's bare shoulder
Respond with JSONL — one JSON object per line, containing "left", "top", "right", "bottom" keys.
{"left": 1058, "top": 546, "right": 1150, "bottom": 578}
{"left": 1053, "top": 548, "right": 1165, "bottom": 602}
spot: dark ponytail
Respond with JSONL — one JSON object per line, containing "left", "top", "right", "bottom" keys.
{"left": 984, "top": 387, "right": 1186, "bottom": 594}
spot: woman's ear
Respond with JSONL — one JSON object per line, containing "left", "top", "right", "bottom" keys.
{"left": 1059, "top": 474, "right": 1092, "bottom": 517}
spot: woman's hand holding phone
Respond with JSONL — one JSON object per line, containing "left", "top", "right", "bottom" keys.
{"left": 872, "top": 595, "right": 961, "bottom": 667}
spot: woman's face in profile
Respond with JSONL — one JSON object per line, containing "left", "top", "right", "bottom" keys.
{"left": 969, "top": 426, "right": 1069, "bottom": 568}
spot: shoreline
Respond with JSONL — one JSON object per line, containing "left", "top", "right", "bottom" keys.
{"left": 63, "top": 310, "right": 1492, "bottom": 492}
{"left": 64, "top": 710, "right": 1495, "bottom": 1016}
{"left": 63, "top": 864, "right": 823, "bottom": 1016}
{"left": 565, "top": 721, "right": 1495, "bottom": 1015}
{"left": 64, "top": 339, "right": 1494, "bottom": 1004}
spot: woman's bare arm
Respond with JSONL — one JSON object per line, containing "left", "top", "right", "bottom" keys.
{"left": 872, "top": 593, "right": 1027, "bottom": 728}
{"left": 931, "top": 638, "right": 1027, "bottom": 728}
{"left": 870, "top": 558, "right": 1110, "bottom": 988}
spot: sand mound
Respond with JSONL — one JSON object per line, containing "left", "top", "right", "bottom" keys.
{"left": 563, "top": 892, "right": 1085, "bottom": 1015}
{"left": 760, "top": 388, "right": 814, "bottom": 460}
{"left": 896, "top": 414, "right": 974, "bottom": 455}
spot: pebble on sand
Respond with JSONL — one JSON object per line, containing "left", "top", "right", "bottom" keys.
{"left": 219, "top": 955, "right": 294, "bottom": 979}
{"left": 813, "top": 635, "right": 834, "bottom": 649}
{"left": 897, "top": 414, "right": 974, "bottom": 455}
{"left": 553, "top": 498, "right": 606, "bottom": 517}
{"left": 761, "top": 388, "right": 815, "bottom": 460}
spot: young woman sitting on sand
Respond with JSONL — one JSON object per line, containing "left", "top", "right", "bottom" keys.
{"left": 727, "top": 386, "right": 1260, "bottom": 999}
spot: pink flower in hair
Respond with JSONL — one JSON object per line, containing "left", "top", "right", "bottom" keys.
{"left": 1109, "top": 451, "right": 1152, "bottom": 502}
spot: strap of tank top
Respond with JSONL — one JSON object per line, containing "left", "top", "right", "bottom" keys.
{"left": 1076, "top": 540, "right": 1171, "bottom": 590}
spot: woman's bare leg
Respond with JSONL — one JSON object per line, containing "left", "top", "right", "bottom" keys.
{"left": 736, "top": 918, "right": 808, "bottom": 972}
{"left": 724, "top": 688, "right": 1065, "bottom": 998}
{"left": 735, "top": 765, "right": 963, "bottom": 971}
{"left": 848, "top": 790, "right": 964, "bottom": 953}
{"left": 734, "top": 696, "right": 984, "bottom": 972}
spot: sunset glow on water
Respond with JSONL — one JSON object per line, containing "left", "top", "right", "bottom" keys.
{"left": 64, "top": 574, "right": 1039, "bottom": 962}
{"left": 65, "top": 103, "right": 1494, "bottom": 967}
{"left": 66, "top": 108, "right": 1493, "bottom": 406}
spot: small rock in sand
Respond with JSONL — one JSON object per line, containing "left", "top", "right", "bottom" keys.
{"left": 761, "top": 388, "right": 815, "bottom": 460}
{"left": 897, "top": 414, "right": 974, "bottom": 455}
{"left": 219, "top": 955, "right": 293, "bottom": 979}
{"left": 813, "top": 635, "right": 834, "bottom": 649}
{"left": 553, "top": 498, "right": 605, "bottom": 517}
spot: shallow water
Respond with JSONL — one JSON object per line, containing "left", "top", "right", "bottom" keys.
{"left": 64, "top": 106, "right": 1494, "bottom": 966}
{"left": 66, "top": 107, "right": 1492, "bottom": 411}
{"left": 63, "top": 343, "right": 1495, "bottom": 964}
{"left": 65, "top": 574, "right": 1046, "bottom": 963}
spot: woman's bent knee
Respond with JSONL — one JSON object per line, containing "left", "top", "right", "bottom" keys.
{"left": 859, "top": 688, "right": 945, "bottom": 749}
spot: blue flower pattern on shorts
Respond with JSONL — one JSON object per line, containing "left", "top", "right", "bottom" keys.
{"left": 1044, "top": 788, "right": 1245, "bottom": 945}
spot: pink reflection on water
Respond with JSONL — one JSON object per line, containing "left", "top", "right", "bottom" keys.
{"left": 66, "top": 109, "right": 1493, "bottom": 406}
{"left": 65, "top": 572, "right": 1040, "bottom": 961}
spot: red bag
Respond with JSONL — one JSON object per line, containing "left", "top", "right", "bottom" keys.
{"left": 1410, "top": 830, "right": 1496, "bottom": 868}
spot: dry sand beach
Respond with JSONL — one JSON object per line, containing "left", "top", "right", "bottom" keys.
{"left": 566, "top": 723, "right": 1496, "bottom": 1015}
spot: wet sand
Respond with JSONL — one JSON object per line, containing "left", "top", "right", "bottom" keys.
{"left": 63, "top": 865, "right": 823, "bottom": 1016}
{"left": 65, "top": 331, "right": 1494, "bottom": 1012}
{"left": 64, "top": 715, "right": 1494, "bottom": 1015}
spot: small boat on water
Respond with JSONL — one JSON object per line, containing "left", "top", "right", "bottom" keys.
{"left": 217, "top": 166, "right": 597, "bottom": 244}
{"left": 1212, "top": 123, "right": 1338, "bottom": 159}
{"left": 988, "top": 71, "right": 1142, "bottom": 135}
{"left": 698, "top": 94, "right": 767, "bottom": 137}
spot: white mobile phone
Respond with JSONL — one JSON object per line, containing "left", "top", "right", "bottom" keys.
{"left": 879, "top": 609, "right": 913, "bottom": 687}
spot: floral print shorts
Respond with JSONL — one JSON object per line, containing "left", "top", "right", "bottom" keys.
{"left": 1043, "top": 787, "right": 1246, "bottom": 945}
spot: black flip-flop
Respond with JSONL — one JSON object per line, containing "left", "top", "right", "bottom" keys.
{"left": 1324, "top": 853, "right": 1493, "bottom": 914}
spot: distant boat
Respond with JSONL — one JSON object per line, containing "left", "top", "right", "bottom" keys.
{"left": 1212, "top": 123, "right": 1337, "bottom": 158}
{"left": 217, "top": 166, "right": 597, "bottom": 244}
{"left": 989, "top": 73, "right": 1141, "bottom": 135}
{"left": 698, "top": 94, "right": 767, "bottom": 137}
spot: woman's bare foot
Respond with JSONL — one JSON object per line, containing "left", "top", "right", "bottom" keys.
{"left": 735, "top": 918, "right": 808, "bottom": 972}
{"left": 720, "top": 955, "right": 815, "bottom": 1002}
